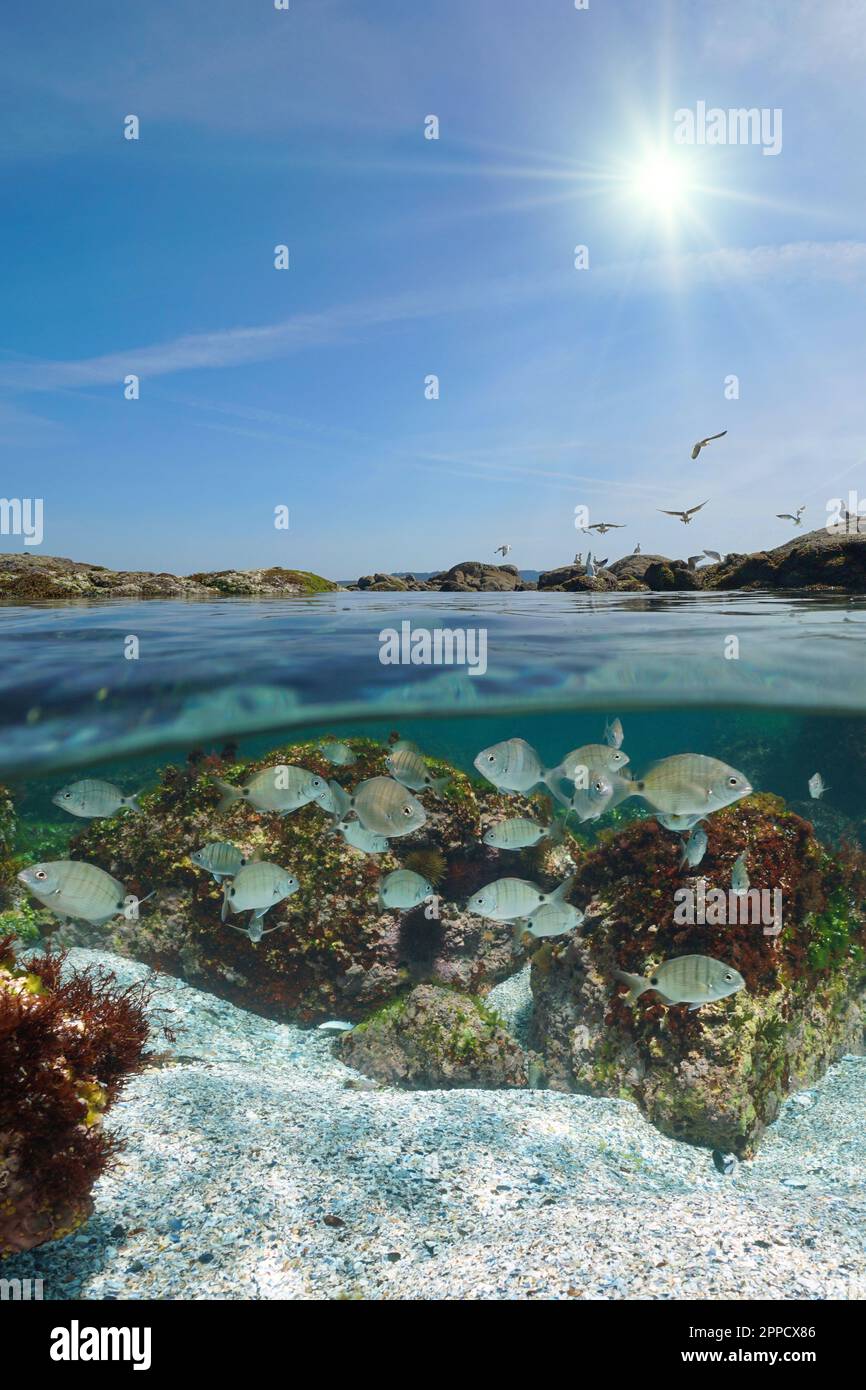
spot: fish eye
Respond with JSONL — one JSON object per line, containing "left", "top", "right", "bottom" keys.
{"left": 724, "top": 971, "right": 734, "bottom": 981}
{"left": 650, "top": 976, "right": 658, "bottom": 985}
{"left": 486, "top": 754, "right": 495, "bottom": 763}
{"left": 35, "top": 870, "right": 47, "bottom": 881}
{"left": 727, "top": 777, "right": 739, "bottom": 787}
{"left": 63, "top": 791, "right": 71, "bottom": 799}
{"left": 402, "top": 805, "right": 413, "bottom": 816}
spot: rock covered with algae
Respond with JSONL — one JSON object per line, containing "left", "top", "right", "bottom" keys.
{"left": 36, "top": 739, "right": 566, "bottom": 1024}
{"left": 336, "top": 983, "right": 529, "bottom": 1089}
{"left": 529, "top": 795, "right": 866, "bottom": 1155}
{"left": 0, "top": 935, "right": 151, "bottom": 1256}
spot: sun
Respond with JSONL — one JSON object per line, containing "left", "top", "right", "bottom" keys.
{"left": 628, "top": 150, "right": 688, "bottom": 215}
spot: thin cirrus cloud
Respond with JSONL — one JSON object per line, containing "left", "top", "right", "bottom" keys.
{"left": 0, "top": 239, "right": 863, "bottom": 395}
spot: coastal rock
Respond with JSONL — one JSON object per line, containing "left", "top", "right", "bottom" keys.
{"left": 0, "top": 554, "right": 337, "bottom": 600}
{"left": 27, "top": 741, "right": 563, "bottom": 1024}
{"left": 530, "top": 796, "right": 866, "bottom": 1155}
{"left": 353, "top": 562, "right": 533, "bottom": 592}
{"left": 641, "top": 560, "right": 707, "bottom": 591}
{"left": 336, "top": 983, "right": 529, "bottom": 1089}
{"left": 536, "top": 565, "right": 621, "bottom": 592}
{"left": 711, "top": 526, "right": 866, "bottom": 592}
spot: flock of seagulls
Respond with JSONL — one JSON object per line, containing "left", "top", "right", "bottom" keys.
{"left": 492, "top": 432, "right": 809, "bottom": 572}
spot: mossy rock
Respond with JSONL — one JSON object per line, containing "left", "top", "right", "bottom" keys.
{"left": 36, "top": 739, "right": 575, "bottom": 1024}
{"left": 336, "top": 983, "right": 528, "bottom": 1088}
{"left": 530, "top": 797, "right": 866, "bottom": 1155}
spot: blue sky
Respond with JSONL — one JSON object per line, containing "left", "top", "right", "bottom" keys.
{"left": 2, "top": 0, "right": 865, "bottom": 577}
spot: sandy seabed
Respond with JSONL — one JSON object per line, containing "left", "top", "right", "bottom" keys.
{"left": 5, "top": 951, "right": 864, "bottom": 1301}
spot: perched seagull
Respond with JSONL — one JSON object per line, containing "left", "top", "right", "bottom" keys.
{"left": 691, "top": 430, "right": 727, "bottom": 460}
{"left": 573, "top": 552, "right": 583, "bottom": 565}
{"left": 586, "top": 521, "right": 626, "bottom": 535}
{"left": 776, "top": 506, "right": 805, "bottom": 526}
{"left": 633, "top": 543, "right": 641, "bottom": 554}
{"left": 659, "top": 500, "right": 709, "bottom": 525}
{"left": 494, "top": 543, "right": 512, "bottom": 558}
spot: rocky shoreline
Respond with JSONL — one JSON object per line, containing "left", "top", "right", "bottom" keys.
{"left": 3, "top": 526, "right": 865, "bottom": 599}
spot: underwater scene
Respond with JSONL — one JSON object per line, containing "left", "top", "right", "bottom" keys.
{"left": 1, "top": 591, "right": 864, "bottom": 1303}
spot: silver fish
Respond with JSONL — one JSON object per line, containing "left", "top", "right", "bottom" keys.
{"left": 378, "top": 869, "right": 434, "bottom": 911}
{"left": 346, "top": 776, "right": 427, "bottom": 838}
{"left": 385, "top": 746, "right": 449, "bottom": 795}
{"left": 228, "top": 918, "right": 285, "bottom": 945}
{"left": 808, "top": 772, "right": 828, "bottom": 800}
{"left": 615, "top": 954, "right": 745, "bottom": 1011}
{"left": 191, "top": 841, "right": 248, "bottom": 883}
{"left": 564, "top": 772, "right": 616, "bottom": 822}
{"left": 631, "top": 755, "right": 752, "bottom": 817}
{"left": 52, "top": 779, "right": 141, "bottom": 819}
{"left": 473, "top": 738, "right": 563, "bottom": 802}
{"left": 483, "top": 817, "right": 561, "bottom": 850}
{"left": 468, "top": 874, "right": 575, "bottom": 923}
{"left": 514, "top": 901, "right": 584, "bottom": 940}
{"left": 314, "top": 779, "right": 348, "bottom": 817}
{"left": 215, "top": 766, "right": 326, "bottom": 815}
{"left": 604, "top": 717, "right": 624, "bottom": 749}
{"left": 320, "top": 740, "right": 357, "bottom": 766}
{"left": 316, "top": 1020, "right": 355, "bottom": 1033}
{"left": 335, "top": 820, "right": 389, "bottom": 855}
{"left": 731, "top": 851, "right": 750, "bottom": 896}
{"left": 556, "top": 744, "right": 629, "bottom": 785}
{"left": 18, "top": 860, "right": 131, "bottom": 926}
{"left": 221, "top": 861, "right": 299, "bottom": 926}
{"left": 679, "top": 826, "right": 708, "bottom": 869}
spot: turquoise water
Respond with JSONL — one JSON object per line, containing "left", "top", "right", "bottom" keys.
{"left": 2, "top": 590, "right": 865, "bottom": 847}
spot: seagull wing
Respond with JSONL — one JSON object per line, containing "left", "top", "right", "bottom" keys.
{"left": 685, "top": 500, "right": 709, "bottom": 518}
{"left": 658, "top": 509, "right": 683, "bottom": 517}
{"left": 690, "top": 443, "right": 702, "bottom": 459}
{"left": 701, "top": 431, "right": 727, "bottom": 446}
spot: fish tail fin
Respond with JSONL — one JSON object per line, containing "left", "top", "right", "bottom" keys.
{"left": 546, "top": 816, "right": 565, "bottom": 845}
{"left": 221, "top": 884, "right": 231, "bottom": 923}
{"left": 614, "top": 969, "right": 650, "bottom": 1004}
{"left": 214, "top": 779, "right": 240, "bottom": 813}
{"left": 548, "top": 873, "right": 575, "bottom": 904}
{"left": 541, "top": 767, "right": 572, "bottom": 808}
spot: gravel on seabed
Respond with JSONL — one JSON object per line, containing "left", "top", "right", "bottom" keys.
{"left": 5, "top": 952, "right": 864, "bottom": 1301}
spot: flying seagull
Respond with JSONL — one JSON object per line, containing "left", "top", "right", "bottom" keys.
{"left": 596, "top": 556, "right": 609, "bottom": 568}
{"left": 691, "top": 430, "right": 727, "bottom": 460}
{"left": 776, "top": 506, "right": 805, "bottom": 526}
{"left": 703, "top": 549, "right": 724, "bottom": 563}
{"left": 586, "top": 521, "right": 626, "bottom": 535}
{"left": 658, "top": 500, "right": 709, "bottom": 525}
{"left": 493, "top": 543, "right": 511, "bottom": 557}
{"left": 687, "top": 555, "right": 705, "bottom": 571}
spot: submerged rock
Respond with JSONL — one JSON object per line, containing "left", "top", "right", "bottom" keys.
{"left": 28, "top": 741, "right": 565, "bottom": 1024}
{"left": 336, "top": 983, "right": 529, "bottom": 1088}
{"left": 530, "top": 796, "right": 866, "bottom": 1155}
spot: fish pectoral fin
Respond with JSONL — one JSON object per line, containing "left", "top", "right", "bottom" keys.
{"left": 220, "top": 888, "right": 231, "bottom": 923}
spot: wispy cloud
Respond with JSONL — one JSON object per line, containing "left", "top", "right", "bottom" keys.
{"left": 2, "top": 240, "right": 863, "bottom": 396}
